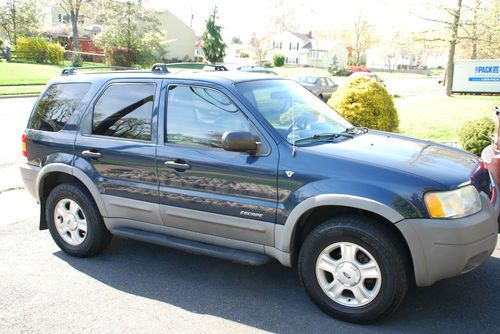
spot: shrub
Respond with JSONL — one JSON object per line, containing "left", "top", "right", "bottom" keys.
{"left": 105, "top": 47, "right": 135, "bottom": 67}
{"left": 327, "top": 77, "right": 399, "bottom": 132}
{"left": 71, "top": 52, "right": 83, "bottom": 67}
{"left": 262, "top": 60, "right": 272, "bottom": 68}
{"left": 46, "top": 43, "right": 64, "bottom": 64}
{"left": 458, "top": 118, "right": 495, "bottom": 156}
{"left": 273, "top": 54, "right": 285, "bottom": 67}
{"left": 329, "top": 67, "right": 352, "bottom": 76}
{"left": 15, "top": 37, "right": 64, "bottom": 64}
{"left": 239, "top": 52, "right": 249, "bottom": 58}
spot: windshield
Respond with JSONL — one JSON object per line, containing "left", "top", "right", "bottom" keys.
{"left": 297, "top": 76, "right": 318, "bottom": 84}
{"left": 235, "top": 79, "right": 351, "bottom": 145}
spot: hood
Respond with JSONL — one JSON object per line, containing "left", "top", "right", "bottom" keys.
{"left": 302, "top": 132, "right": 478, "bottom": 189}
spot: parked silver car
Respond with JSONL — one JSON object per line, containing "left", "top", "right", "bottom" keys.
{"left": 296, "top": 76, "right": 338, "bottom": 101}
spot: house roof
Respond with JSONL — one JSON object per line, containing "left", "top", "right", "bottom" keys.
{"left": 290, "top": 32, "right": 312, "bottom": 43}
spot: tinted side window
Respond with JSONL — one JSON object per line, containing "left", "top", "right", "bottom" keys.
{"left": 92, "top": 83, "right": 155, "bottom": 141}
{"left": 166, "top": 86, "right": 251, "bottom": 148}
{"left": 30, "top": 83, "right": 91, "bottom": 132}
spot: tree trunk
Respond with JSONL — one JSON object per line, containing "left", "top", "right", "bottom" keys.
{"left": 70, "top": 10, "right": 79, "bottom": 51}
{"left": 11, "top": 0, "right": 17, "bottom": 46}
{"left": 470, "top": 0, "right": 480, "bottom": 59}
{"left": 445, "top": 0, "right": 463, "bottom": 97}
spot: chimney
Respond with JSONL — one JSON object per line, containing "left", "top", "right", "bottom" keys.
{"left": 308, "top": 31, "right": 312, "bottom": 38}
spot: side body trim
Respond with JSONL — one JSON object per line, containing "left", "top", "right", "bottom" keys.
{"left": 275, "top": 194, "right": 405, "bottom": 252}
{"left": 36, "top": 163, "right": 108, "bottom": 217}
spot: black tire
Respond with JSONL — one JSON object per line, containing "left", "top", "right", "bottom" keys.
{"left": 318, "top": 94, "right": 324, "bottom": 101}
{"left": 46, "top": 183, "right": 112, "bottom": 257}
{"left": 298, "top": 214, "right": 409, "bottom": 324}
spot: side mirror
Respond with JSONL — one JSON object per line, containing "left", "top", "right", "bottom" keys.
{"left": 222, "top": 131, "right": 258, "bottom": 155}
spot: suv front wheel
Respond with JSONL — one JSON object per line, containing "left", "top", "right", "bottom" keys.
{"left": 298, "top": 215, "right": 409, "bottom": 323}
{"left": 46, "top": 183, "right": 112, "bottom": 257}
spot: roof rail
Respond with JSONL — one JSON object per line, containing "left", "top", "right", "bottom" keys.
{"left": 151, "top": 62, "right": 228, "bottom": 72}
{"left": 61, "top": 66, "right": 136, "bottom": 75}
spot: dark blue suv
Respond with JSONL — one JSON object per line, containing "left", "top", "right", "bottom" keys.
{"left": 20, "top": 66, "right": 499, "bottom": 323}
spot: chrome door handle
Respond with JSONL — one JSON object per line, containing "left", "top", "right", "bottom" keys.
{"left": 164, "top": 160, "right": 191, "bottom": 170}
{"left": 82, "top": 150, "right": 102, "bottom": 158}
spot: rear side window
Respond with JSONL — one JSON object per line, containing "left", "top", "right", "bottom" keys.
{"left": 92, "top": 83, "right": 155, "bottom": 141}
{"left": 30, "top": 83, "right": 91, "bottom": 132}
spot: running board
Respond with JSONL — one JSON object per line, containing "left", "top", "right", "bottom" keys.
{"left": 111, "top": 227, "right": 271, "bottom": 266}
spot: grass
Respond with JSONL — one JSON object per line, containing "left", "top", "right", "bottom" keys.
{"left": 0, "top": 85, "right": 44, "bottom": 95}
{"left": 397, "top": 94, "right": 500, "bottom": 142}
{"left": 0, "top": 62, "right": 63, "bottom": 85}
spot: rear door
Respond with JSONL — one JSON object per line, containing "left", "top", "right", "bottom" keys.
{"left": 74, "top": 79, "right": 162, "bottom": 225}
{"left": 156, "top": 82, "right": 279, "bottom": 246}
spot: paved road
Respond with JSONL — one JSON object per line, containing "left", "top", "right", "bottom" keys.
{"left": 1, "top": 97, "right": 499, "bottom": 333}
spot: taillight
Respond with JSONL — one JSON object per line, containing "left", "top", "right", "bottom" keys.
{"left": 22, "top": 133, "right": 27, "bottom": 159}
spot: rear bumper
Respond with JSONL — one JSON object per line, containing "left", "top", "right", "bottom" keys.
{"left": 397, "top": 194, "right": 499, "bottom": 287}
{"left": 19, "top": 163, "right": 40, "bottom": 200}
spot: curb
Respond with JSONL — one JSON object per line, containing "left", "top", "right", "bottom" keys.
{"left": 0, "top": 94, "right": 39, "bottom": 99}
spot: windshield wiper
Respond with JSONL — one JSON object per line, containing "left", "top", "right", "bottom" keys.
{"left": 345, "top": 126, "right": 368, "bottom": 134}
{"left": 294, "top": 132, "right": 354, "bottom": 145}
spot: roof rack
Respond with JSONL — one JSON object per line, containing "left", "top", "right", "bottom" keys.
{"left": 61, "top": 66, "right": 136, "bottom": 75}
{"left": 151, "top": 62, "right": 228, "bottom": 72}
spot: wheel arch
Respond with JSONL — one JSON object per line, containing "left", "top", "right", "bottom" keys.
{"left": 36, "top": 163, "right": 107, "bottom": 229}
{"left": 275, "top": 195, "right": 413, "bottom": 278}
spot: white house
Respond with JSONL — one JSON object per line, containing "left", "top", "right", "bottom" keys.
{"left": 270, "top": 32, "right": 348, "bottom": 69}
{"left": 366, "top": 47, "right": 448, "bottom": 71}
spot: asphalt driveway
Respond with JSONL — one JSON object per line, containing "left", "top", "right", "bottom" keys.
{"left": 0, "top": 97, "right": 499, "bottom": 333}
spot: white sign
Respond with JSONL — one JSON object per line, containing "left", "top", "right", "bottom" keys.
{"left": 452, "top": 60, "right": 500, "bottom": 93}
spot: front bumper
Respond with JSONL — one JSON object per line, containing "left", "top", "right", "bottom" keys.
{"left": 396, "top": 194, "right": 499, "bottom": 287}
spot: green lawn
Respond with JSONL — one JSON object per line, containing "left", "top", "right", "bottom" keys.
{"left": 397, "top": 94, "right": 500, "bottom": 142}
{"left": 0, "top": 62, "right": 63, "bottom": 86}
{"left": 0, "top": 85, "right": 44, "bottom": 95}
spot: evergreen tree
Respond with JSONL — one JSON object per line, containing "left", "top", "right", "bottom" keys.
{"left": 201, "top": 7, "right": 226, "bottom": 64}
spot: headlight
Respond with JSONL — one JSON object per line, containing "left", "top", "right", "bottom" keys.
{"left": 424, "top": 185, "right": 482, "bottom": 218}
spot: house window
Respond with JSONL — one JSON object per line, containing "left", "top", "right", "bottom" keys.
{"left": 57, "top": 13, "right": 67, "bottom": 23}
{"left": 311, "top": 50, "right": 323, "bottom": 60}
{"left": 78, "top": 15, "right": 84, "bottom": 24}
{"left": 296, "top": 42, "right": 299, "bottom": 50}
{"left": 289, "top": 42, "right": 292, "bottom": 50}
{"left": 279, "top": 42, "right": 282, "bottom": 49}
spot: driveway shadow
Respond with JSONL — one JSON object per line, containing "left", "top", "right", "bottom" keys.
{"left": 55, "top": 237, "right": 500, "bottom": 333}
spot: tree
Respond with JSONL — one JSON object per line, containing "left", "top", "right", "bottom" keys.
{"left": 415, "top": 0, "right": 463, "bottom": 96}
{"left": 268, "top": 0, "right": 300, "bottom": 32}
{"left": 0, "top": 0, "right": 41, "bottom": 46}
{"left": 459, "top": 0, "right": 500, "bottom": 59}
{"left": 59, "top": 0, "right": 90, "bottom": 51}
{"left": 201, "top": 6, "right": 226, "bottom": 63}
{"left": 351, "top": 12, "right": 375, "bottom": 66}
{"left": 94, "top": 0, "right": 167, "bottom": 66}
{"left": 249, "top": 33, "right": 270, "bottom": 65}
{"left": 231, "top": 36, "right": 242, "bottom": 44}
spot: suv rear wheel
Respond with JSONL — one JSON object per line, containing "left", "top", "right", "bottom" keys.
{"left": 46, "top": 183, "right": 112, "bottom": 257}
{"left": 298, "top": 215, "right": 409, "bottom": 323}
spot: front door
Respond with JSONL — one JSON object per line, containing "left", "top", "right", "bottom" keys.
{"left": 156, "top": 83, "right": 278, "bottom": 245}
{"left": 74, "top": 80, "right": 161, "bottom": 225}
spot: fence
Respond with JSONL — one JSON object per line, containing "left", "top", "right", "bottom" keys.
{"left": 64, "top": 50, "right": 105, "bottom": 64}
{"left": 0, "top": 47, "right": 48, "bottom": 63}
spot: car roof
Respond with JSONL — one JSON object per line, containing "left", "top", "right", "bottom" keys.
{"left": 50, "top": 69, "right": 279, "bottom": 85}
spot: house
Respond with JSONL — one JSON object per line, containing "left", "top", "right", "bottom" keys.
{"left": 154, "top": 10, "right": 195, "bottom": 61}
{"left": 270, "top": 32, "right": 348, "bottom": 69}
{"left": 46, "top": 5, "right": 195, "bottom": 61}
{"left": 366, "top": 47, "right": 448, "bottom": 71}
